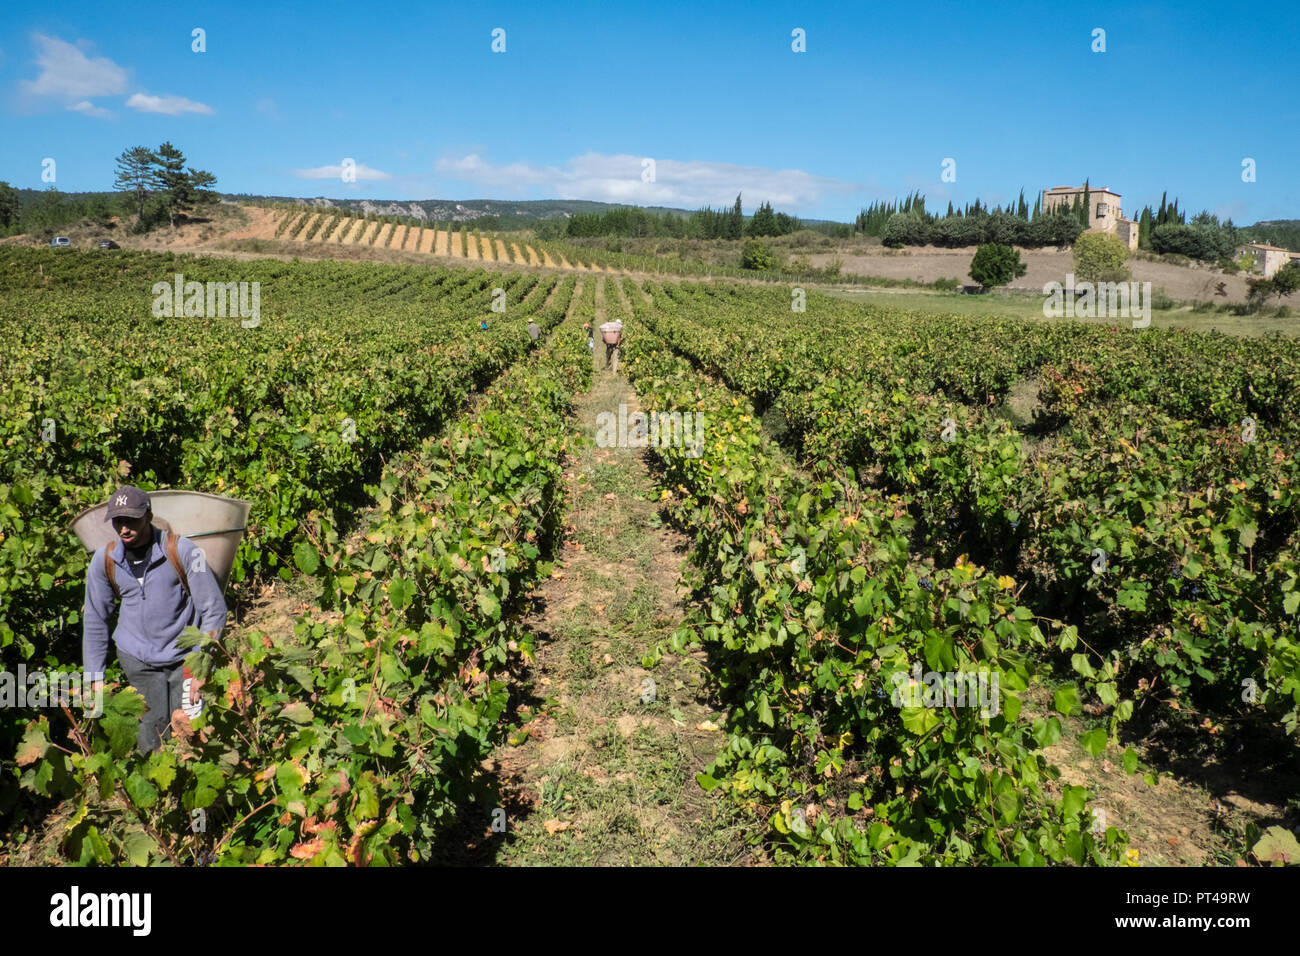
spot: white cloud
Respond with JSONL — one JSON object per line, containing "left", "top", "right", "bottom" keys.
{"left": 69, "top": 100, "right": 112, "bottom": 118}
{"left": 292, "top": 163, "right": 392, "bottom": 181}
{"left": 254, "top": 96, "right": 278, "bottom": 117}
{"left": 20, "top": 34, "right": 128, "bottom": 102}
{"left": 126, "top": 92, "right": 213, "bottom": 115}
{"left": 433, "top": 151, "right": 854, "bottom": 209}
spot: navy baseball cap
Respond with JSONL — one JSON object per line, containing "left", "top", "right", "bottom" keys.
{"left": 104, "top": 486, "right": 151, "bottom": 521}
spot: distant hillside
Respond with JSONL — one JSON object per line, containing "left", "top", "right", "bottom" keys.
{"left": 1244, "top": 220, "right": 1300, "bottom": 252}
{"left": 223, "top": 193, "right": 843, "bottom": 228}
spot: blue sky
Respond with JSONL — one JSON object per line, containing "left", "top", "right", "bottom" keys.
{"left": 2, "top": 0, "right": 1296, "bottom": 223}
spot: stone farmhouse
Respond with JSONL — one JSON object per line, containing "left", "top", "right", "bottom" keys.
{"left": 1238, "top": 242, "right": 1300, "bottom": 278}
{"left": 1041, "top": 185, "right": 1140, "bottom": 251}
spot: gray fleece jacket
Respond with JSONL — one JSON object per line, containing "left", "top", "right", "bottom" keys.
{"left": 82, "top": 526, "right": 228, "bottom": 678}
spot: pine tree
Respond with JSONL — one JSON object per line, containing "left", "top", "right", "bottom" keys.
{"left": 151, "top": 142, "right": 192, "bottom": 229}
{"left": 113, "top": 146, "right": 155, "bottom": 221}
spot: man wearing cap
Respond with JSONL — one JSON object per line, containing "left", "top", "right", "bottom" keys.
{"left": 527, "top": 319, "right": 541, "bottom": 342}
{"left": 83, "top": 486, "right": 229, "bottom": 753}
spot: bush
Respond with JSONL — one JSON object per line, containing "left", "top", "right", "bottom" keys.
{"left": 1272, "top": 260, "right": 1300, "bottom": 299}
{"left": 1073, "top": 232, "right": 1131, "bottom": 284}
{"left": 882, "top": 213, "right": 931, "bottom": 249}
{"left": 968, "top": 243, "right": 1027, "bottom": 290}
{"left": 1247, "top": 277, "right": 1274, "bottom": 311}
{"left": 931, "top": 277, "right": 960, "bottom": 291}
{"left": 1151, "top": 222, "right": 1239, "bottom": 261}
{"left": 1151, "top": 287, "right": 1175, "bottom": 311}
{"left": 740, "top": 239, "right": 777, "bottom": 271}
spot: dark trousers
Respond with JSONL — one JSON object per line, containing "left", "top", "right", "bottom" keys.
{"left": 118, "top": 650, "right": 186, "bottom": 753}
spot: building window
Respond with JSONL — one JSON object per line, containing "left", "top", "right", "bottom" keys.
{"left": 1096, "top": 203, "right": 1108, "bottom": 217}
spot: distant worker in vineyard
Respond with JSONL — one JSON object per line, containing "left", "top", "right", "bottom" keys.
{"left": 82, "top": 486, "right": 229, "bottom": 753}
{"left": 599, "top": 318, "right": 623, "bottom": 372}
{"left": 527, "top": 319, "right": 541, "bottom": 342}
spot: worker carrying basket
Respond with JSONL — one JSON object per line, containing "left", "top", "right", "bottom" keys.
{"left": 599, "top": 319, "right": 623, "bottom": 372}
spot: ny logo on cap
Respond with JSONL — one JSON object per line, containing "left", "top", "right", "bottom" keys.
{"left": 115, "top": 495, "right": 128, "bottom": 506}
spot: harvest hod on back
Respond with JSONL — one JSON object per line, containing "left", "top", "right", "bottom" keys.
{"left": 83, "top": 486, "right": 229, "bottom": 753}
{"left": 599, "top": 319, "right": 623, "bottom": 372}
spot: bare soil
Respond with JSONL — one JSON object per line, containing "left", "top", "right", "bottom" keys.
{"left": 814, "top": 246, "right": 1252, "bottom": 303}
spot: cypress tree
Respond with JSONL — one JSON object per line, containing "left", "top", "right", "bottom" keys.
{"left": 1138, "top": 207, "right": 1153, "bottom": 250}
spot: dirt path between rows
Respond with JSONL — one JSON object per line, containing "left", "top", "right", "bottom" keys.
{"left": 431, "top": 279, "right": 758, "bottom": 865}
{"left": 483, "top": 376, "right": 754, "bottom": 864}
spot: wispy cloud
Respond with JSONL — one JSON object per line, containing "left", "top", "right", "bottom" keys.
{"left": 293, "top": 162, "right": 392, "bottom": 181}
{"left": 254, "top": 96, "right": 278, "bottom": 117}
{"left": 20, "top": 34, "right": 128, "bottom": 103}
{"left": 69, "top": 100, "right": 113, "bottom": 118}
{"left": 125, "top": 92, "right": 213, "bottom": 115}
{"left": 434, "top": 152, "right": 855, "bottom": 209}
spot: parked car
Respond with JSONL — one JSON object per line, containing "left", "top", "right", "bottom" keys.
{"left": 49, "top": 237, "right": 71, "bottom": 247}
{"left": 97, "top": 240, "right": 120, "bottom": 249}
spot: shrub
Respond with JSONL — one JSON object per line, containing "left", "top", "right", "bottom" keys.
{"left": 931, "top": 277, "right": 960, "bottom": 291}
{"left": 741, "top": 239, "right": 777, "bottom": 271}
{"left": 1073, "top": 232, "right": 1131, "bottom": 284}
{"left": 1272, "top": 260, "right": 1300, "bottom": 300}
{"left": 969, "top": 243, "right": 1027, "bottom": 290}
{"left": 882, "top": 213, "right": 931, "bottom": 249}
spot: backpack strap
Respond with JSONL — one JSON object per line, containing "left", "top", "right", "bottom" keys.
{"left": 164, "top": 528, "right": 191, "bottom": 597}
{"left": 104, "top": 545, "right": 121, "bottom": 602}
